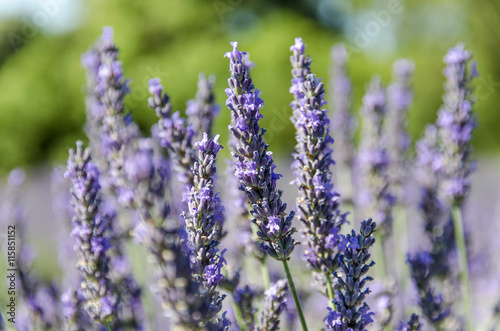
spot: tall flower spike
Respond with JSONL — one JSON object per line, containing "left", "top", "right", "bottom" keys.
{"left": 326, "top": 219, "right": 376, "bottom": 331}
{"left": 257, "top": 280, "right": 289, "bottom": 331}
{"left": 148, "top": 77, "right": 197, "bottom": 189}
{"left": 225, "top": 41, "right": 298, "bottom": 261}
{"left": 65, "top": 142, "right": 119, "bottom": 326}
{"left": 330, "top": 44, "right": 356, "bottom": 170}
{"left": 2, "top": 169, "right": 62, "bottom": 329}
{"left": 82, "top": 26, "right": 140, "bottom": 203}
{"left": 289, "top": 38, "right": 346, "bottom": 280}
{"left": 436, "top": 44, "right": 477, "bottom": 206}
{"left": 357, "top": 77, "right": 395, "bottom": 238}
{"left": 385, "top": 59, "right": 414, "bottom": 192}
{"left": 186, "top": 73, "right": 220, "bottom": 140}
{"left": 61, "top": 288, "right": 92, "bottom": 331}
{"left": 396, "top": 314, "right": 422, "bottom": 331}
{"left": 183, "top": 133, "right": 227, "bottom": 321}
{"left": 407, "top": 252, "right": 449, "bottom": 325}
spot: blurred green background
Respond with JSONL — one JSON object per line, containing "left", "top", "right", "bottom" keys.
{"left": 0, "top": 0, "right": 499, "bottom": 172}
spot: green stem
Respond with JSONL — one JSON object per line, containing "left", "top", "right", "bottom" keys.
{"left": 374, "top": 231, "right": 387, "bottom": 279}
{"left": 325, "top": 273, "right": 335, "bottom": 309}
{"left": 232, "top": 299, "right": 246, "bottom": 331}
{"left": 282, "top": 260, "right": 308, "bottom": 331}
{"left": 451, "top": 205, "right": 472, "bottom": 331}
{"left": 394, "top": 204, "right": 409, "bottom": 290}
{"left": 260, "top": 259, "right": 271, "bottom": 290}
{"left": 105, "top": 322, "right": 112, "bottom": 331}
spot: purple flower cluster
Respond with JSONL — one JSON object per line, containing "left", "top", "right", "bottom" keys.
{"left": 225, "top": 41, "right": 298, "bottom": 261}
{"left": 407, "top": 252, "right": 449, "bottom": 325}
{"left": 183, "top": 133, "right": 227, "bottom": 319}
{"left": 330, "top": 44, "right": 356, "bottom": 169}
{"left": 357, "top": 77, "right": 395, "bottom": 237}
{"left": 289, "top": 38, "right": 346, "bottom": 276}
{"left": 258, "top": 279, "right": 289, "bottom": 331}
{"left": 65, "top": 142, "right": 119, "bottom": 326}
{"left": 385, "top": 59, "right": 414, "bottom": 190}
{"left": 2, "top": 27, "right": 490, "bottom": 331}
{"left": 149, "top": 77, "right": 197, "bottom": 188}
{"left": 82, "top": 27, "right": 140, "bottom": 206}
{"left": 186, "top": 73, "right": 220, "bottom": 140}
{"left": 436, "top": 44, "right": 477, "bottom": 206}
{"left": 326, "top": 219, "right": 376, "bottom": 331}
{"left": 396, "top": 314, "right": 422, "bottom": 331}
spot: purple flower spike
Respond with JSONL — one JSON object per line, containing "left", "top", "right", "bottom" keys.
{"left": 225, "top": 41, "right": 298, "bottom": 261}
{"left": 396, "top": 314, "right": 422, "bottom": 331}
{"left": 357, "top": 77, "right": 395, "bottom": 238}
{"left": 258, "top": 280, "right": 289, "bottom": 331}
{"left": 186, "top": 73, "right": 220, "bottom": 140}
{"left": 65, "top": 142, "right": 119, "bottom": 326}
{"left": 436, "top": 44, "right": 477, "bottom": 206}
{"left": 326, "top": 219, "right": 376, "bottom": 331}
{"left": 385, "top": 59, "right": 414, "bottom": 191}
{"left": 330, "top": 44, "right": 356, "bottom": 170}
{"left": 289, "top": 38, "right": 346, "bottom": 277}
{"left": 82, "top": 26, "right": 140, "bottom": 200}
{"left": 148, "top": 78, "right": 197, "bottom": 188}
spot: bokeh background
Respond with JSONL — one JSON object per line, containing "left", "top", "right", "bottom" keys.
{"left": 0, "top": 0, "right": 499, "bottom": 171}
{"left": 1, "top": 0, "right": 500, "bottom": 329}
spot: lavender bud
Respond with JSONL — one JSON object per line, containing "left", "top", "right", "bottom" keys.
{"left": 225, "top": 41, "right": 298, "bottom": 261}
{"left": 257, "top": 280, "right": 289, "bottom": 331}
{"left": 385, "top": 59, "right": 414, "bottom": 191}
{"left": 65, "top": 142, "right": 119, "bottom": 326}
{"left": 330, "top": 44, "right": 356, "bottom": 169}
{"left": 328, "top": 219, "right": 376, "bottom": 330}
{"left": 436, "top": 44, "right": 477, "bottom": 206}
{"left": 186, "top": 73, "right": 220, "bottom": 139}
{"left": 396, "top": 313, "right": 422, "bottom": 331}
{"left": 407, "top": 251, "right": 449, "bottom": 325}
{"left": 289, "top": 38, "right": 346, "bottom": 280}
{"left": 357, "top": 77, "right": 395, "bottom": 238}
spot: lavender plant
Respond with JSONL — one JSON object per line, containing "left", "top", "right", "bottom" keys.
{"left": 66, "top": 142, "right": 120, "bottom": 329}
{"left": 257, "top": 279, "right": 289, "bottom": 331}
{"left": 183, "top": 133, "right": 227, "bottom": 314}
{"left": 2, "top": 169, "right": 62, "bottom": 330}
{"left": 407, "top": 252, "right": 449, "bottom": 327}
{"left": 289, "top": 38, "right": 346, "bottom": 305}
{"left": 2, "top": 27, "right": 494, "bottom": 331}
{"left": 186, "top": 73, "right": 220, "bottom": 140}
{"left": 224, "top": 41, "right": 309, "bottom": 330}
{"left": 396, "top": 314, "right": 422, "bottom": 331}
{"left": 329, "top": 44, "right": 356, "bottom": 201}
{"left": 149, "top": 77, "right": 197, "bottom": 188}
{"left": 324, "top": 219, "right": 376, "bottom": 331}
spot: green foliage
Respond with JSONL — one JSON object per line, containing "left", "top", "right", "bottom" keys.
{"left": 0, "top": 0, "right": 499, "bottom": 172}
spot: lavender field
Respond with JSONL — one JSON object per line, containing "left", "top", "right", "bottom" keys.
{"left": 1, "top": 1, "right": 500, "bottom": 330}
{"left": 0, "top": 25, "right": 499, "bottom": 331}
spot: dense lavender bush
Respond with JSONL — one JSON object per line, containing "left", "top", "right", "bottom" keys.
{"left": 2, "top": 27, "right": 494, "bottom": 331}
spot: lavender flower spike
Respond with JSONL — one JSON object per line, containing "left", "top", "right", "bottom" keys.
{"left": 65, "top": 141, "right": 119, "bottom": 326}
{"left": 385, "top": 59, "right": 414, "bottom": 190}
{"left": 330, "top": 44, "right": 356, "bottom": 169}
{"left": 437, "top": 44, "right": 477, "bottom": 206}
{"left": 289, "top": 38, "right": 346, "bottom": 278}
{"left": 148, "top": 77, "right": 197, "bottom": 188}
{"left": 186, "top": 73, "right": 220, "bottom": 139}
{"left": 357, "top": 77, "right": 395, "bottom": 237}
{"left": 0, "top": 311, "right": 5, "bottom": 330}
{"left": 225, "top": 41, "right": 298, "bottom": 261}
{"left": 257, "top": 279, "right": 289, "bottom": 331}
{"left": 183, "top": 133, "right": 227, "bottom": 318}
{"left": 82, "top": 27, "right": 140, "bottom": 202}
{"left": 396, "top": 314, "right": 422, "bottom": 331}
{"left": 326, "top": 219, "right": 376, "bottom": 331}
